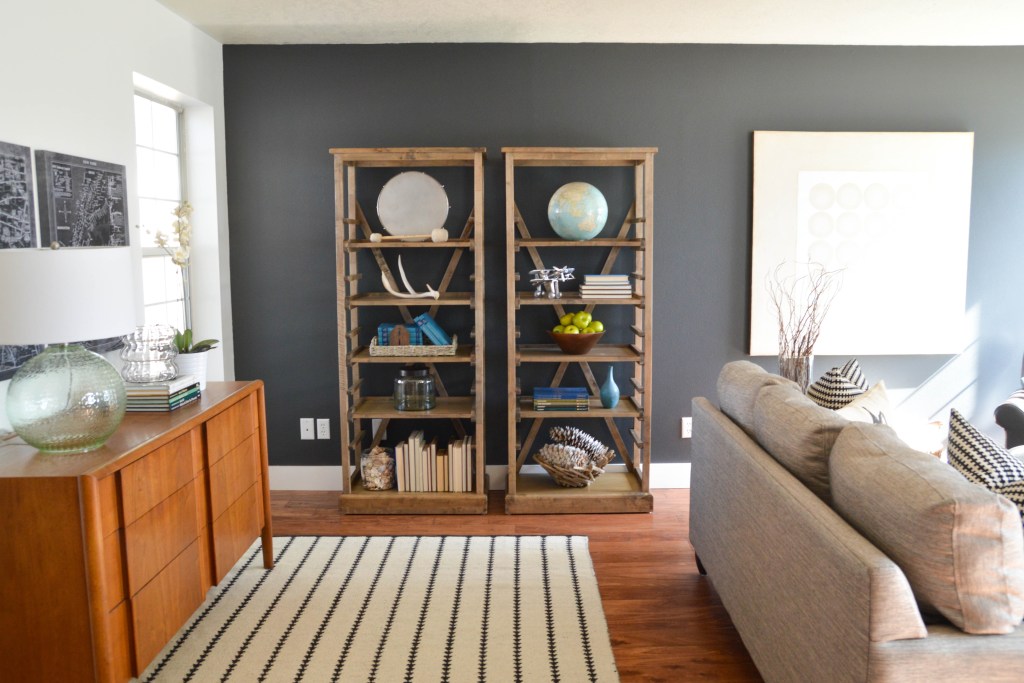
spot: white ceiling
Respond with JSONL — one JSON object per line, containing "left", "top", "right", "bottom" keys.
{"left": 157, "top": 0, "right": 1024, "bottom": 46}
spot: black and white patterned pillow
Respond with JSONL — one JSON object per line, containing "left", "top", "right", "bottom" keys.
{"left": 807, "top": 359, "right": 868, "bottom": 409}
{"left": 948, "top": 408, "right": 1024, "bottom": 518}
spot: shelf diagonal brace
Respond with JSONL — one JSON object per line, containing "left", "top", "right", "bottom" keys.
{"left": 514, "top": 203, "right": 567, "bottom": 320}
{"left": 516, "top": 361, "right": 570, "bottom": 470}
{"left": 582, "top": 200, "right": 637, "bottom": 316}
{"left": 579, "top": 360, "right": 639, "bottom": 476}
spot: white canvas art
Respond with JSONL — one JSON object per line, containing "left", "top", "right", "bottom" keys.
{"left": 750, "top": 131, "right": 974, "bottom": 356}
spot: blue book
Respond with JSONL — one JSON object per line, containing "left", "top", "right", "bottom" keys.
{"left": 534, "top": 386, "right": 588, "bottom": 398}
{"left": 378, "top": 323, "right": 423, "bottom": 346}
{"left": 412, "top": 312, "right": 452, "bottom": 345}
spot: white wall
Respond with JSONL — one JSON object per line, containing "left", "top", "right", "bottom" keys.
{"left": 0, "top": 0, "right": 232, "bottom": 428}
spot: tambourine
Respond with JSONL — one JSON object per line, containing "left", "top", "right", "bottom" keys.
{"left": 376, "top": 171, "right": 449, "bottom": 239}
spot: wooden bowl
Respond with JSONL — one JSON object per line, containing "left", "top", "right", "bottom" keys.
{"left": 548, "top": 331, "right": 604, "bottom": 354}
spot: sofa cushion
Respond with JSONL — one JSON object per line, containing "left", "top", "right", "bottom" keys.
{"left": 831, "top": 422, "right": 1024, "bottom": 635}
{"left": 752, "top": 383, "right": 848, "bottom": 502}
{"left": 948, "top": 408, "right": 1024, "bottom": 519}
{"left": 716, "top": 361, "right": 800, "bottom": 435}
{"left": 807, "top": 358, "right": 868, "bottom": 409}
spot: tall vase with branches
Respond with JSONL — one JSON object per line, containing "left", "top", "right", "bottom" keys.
{"left": 766, "top": 262, "right": 843, "bottom": 391}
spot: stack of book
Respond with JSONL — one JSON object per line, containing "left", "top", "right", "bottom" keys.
{"left": 394, "top": 432, "right": 474, "bottom": 493}
{"left": 413, "top": 312, "right": 453, "bottom": 345}
{"left": 533, "top": 386, "right": 590, "bottom": 412}
{"left": 124, "top": 374, "right": 201, "bottom": 412}
{"left": 579, "top": 274, "right": 632, "bottom": 299}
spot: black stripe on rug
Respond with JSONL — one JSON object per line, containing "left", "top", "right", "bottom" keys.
{"left": 404, "top": 536, "right": 446, "bottom": 682}
{"left": 440, "top": 537, "right": 472, "bottom": 682}
{"left": 477, "top": 536, "right": 496, "bottom": 683}
{"left": 331, "top": 536, "right": 397, "bottom": 681}
{"left": 367, "top": 536, "right": 421, "bottom": 682}
{"left": 296, "top": 536, "right": 371, "bottom": 679}
{"left": 542, "top": 535, "right": 561, "bottom": 682}
{"left": 258, "top": 537, "right": 345, "bottom": 681}
{"left": 568, "top": 535, "right": 599, "bottom": 682}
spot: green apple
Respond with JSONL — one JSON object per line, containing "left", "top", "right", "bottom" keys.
{"left": 572, "top": 311, "right": 592, "bottom": 329}
{"left": 552, "top": 325, "right": 565, "bottom": 333}
{"left": 583, "top": 324, "right": 598, "bottom": 334}
{"left": 589, "top": 320, "right": 604, "bottom": 333}
{"left": 562, "top": 325, "right": 580, "bottom": 334}
{"left": 559, "top": 312, "right": 575, "bottom": 326}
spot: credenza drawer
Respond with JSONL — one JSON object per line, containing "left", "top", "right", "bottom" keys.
{"left": 121, "top": 431, "right": 195, "bottom": 526}
{"left": 212, "top": 482, "right": 261, "bottom": 583}
{"left": 206, "top": 394, "right": 256, "bottom": 464}
{"left": 209, "top": 433, "right": 259, "bottom": 520}
{"left": 131, "top": 539, "right": 203, "bottom": 672}
{"left": 125, "top": 480, "right": 199, "bottom": 596}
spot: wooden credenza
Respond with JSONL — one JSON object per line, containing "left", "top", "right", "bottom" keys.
{"left": 0, "top": 381, "right": 274, "bottom": 682}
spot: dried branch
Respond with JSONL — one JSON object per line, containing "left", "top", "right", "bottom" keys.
{"left": 766, "top": 262, "right": 843, "bottom": 358}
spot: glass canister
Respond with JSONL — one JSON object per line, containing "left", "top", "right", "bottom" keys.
{"left": 120, "top": 324, "right": 178, "bottom": 383}
{"left": 394, "top": 363, "right": 435, "bottom": 410}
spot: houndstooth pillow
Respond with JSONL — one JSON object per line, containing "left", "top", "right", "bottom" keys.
{"left": 948, "top": 408, "right": 1024, "bottom": 518}
{"left": 807, "top": 358, "right": 868, "bottom": 409}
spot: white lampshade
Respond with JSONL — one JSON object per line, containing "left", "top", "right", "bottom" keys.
{"left": 0, "top": 247, "right": 137, "bottom": 344}
{"left": 0, "top": 247, "right": 138, "bottom": 453}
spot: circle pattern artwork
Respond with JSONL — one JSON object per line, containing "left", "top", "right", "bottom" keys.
{"left": 376, "top": 171, "right": 449, "bottom": 235}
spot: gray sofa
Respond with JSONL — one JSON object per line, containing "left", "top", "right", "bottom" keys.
{"left": 690, "top": 361, "right": 1024, "bottom": 683}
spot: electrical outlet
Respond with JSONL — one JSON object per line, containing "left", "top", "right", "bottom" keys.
{"left": 681, "top": 417, "right": 692, "bottom": 439}
{"left": 316, "top": 418, "right": 330, "bottom": 440}
{"left": 300, "top": 417, "right": 315, "bottom": 440}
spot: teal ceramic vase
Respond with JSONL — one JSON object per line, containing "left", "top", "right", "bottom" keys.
{"left": 600, "top": 366, "right": 620, "bottom": 408}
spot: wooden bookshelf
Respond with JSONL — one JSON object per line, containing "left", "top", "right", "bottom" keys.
{"left": 332, "top": 147, "right": 487, "bottom": 514}
{"left": 503, "top": 146, "right": 656, "bottom": 514}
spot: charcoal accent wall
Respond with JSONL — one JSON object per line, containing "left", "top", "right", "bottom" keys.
{"left": 224, "top": 44, "right": 1024, "bottom": 467}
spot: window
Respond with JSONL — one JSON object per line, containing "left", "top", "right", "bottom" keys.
{"left": 134, "top": 93, "right": 188, "bottom": 330}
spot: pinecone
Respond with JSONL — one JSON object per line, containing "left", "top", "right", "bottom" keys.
{"left": 536, "top": 443, "right": 590, "bottom": 469}
{"left": 548, "top": 426, "right": 615, "bottom": 468}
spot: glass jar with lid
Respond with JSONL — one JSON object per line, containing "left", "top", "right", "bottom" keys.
{"left": 394, "top": 363, "right": 435, "bottom": 411}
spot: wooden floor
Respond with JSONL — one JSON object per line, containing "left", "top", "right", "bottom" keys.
{"left": 271, "top": 488, "right": 763, "bottom": 682}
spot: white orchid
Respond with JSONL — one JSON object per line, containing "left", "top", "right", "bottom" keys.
{"left": 152, "top": 201, "right": 194, "bottom": 267}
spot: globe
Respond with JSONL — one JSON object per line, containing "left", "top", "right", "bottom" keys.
{"left": 547, "top": 182, "right": 609, "bottom": 241}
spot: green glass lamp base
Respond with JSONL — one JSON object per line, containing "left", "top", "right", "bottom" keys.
{"left": 6, "top": 344, "right": 127, "bottom": 453}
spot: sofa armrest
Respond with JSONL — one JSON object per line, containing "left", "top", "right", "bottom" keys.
{"left": 690, "top": 397, "right": 926, "bottom": 683}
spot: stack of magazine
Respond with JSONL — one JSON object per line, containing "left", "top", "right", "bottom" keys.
{"left": 124, "top": 374, "right": 201, "bottom": 412}
{"left": 533, "top": 386, "right": 590, "bottom": 411}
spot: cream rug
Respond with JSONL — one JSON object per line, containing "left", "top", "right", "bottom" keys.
{"left": 139, "top": 535, "right": 618, "bottom": 682}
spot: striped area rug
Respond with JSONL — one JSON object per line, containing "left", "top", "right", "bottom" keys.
{"left": 140, "top": 536, "right": 618, "bottom": 682}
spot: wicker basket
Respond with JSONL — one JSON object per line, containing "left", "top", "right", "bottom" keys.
{"left": 533, "top": 443, "right": 615, "bottom": 488}
{"left": 369, "top": 335, "right": 458, "bottom": 357}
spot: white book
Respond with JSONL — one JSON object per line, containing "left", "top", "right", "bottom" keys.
{"left": 410, "top": 431, "right": 420, "bottom": 492}
{"left": 451, "top": 438, "right": 462, "bottom": 493}
{"left": 396, "top": 441, "right": 405, "bottom": 492}
{"left": 464, "top": 436, "right": 472, "bottom": 492}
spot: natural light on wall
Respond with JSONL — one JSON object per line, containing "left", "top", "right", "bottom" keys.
{"left": 134, "top": 93, "right": 188, "bottom": 330}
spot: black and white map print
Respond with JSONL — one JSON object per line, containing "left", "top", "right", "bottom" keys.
{"left": 0, "top": 141, "right": 36, "bottom": 248}
{"left": 35, "top": 151, "right": 128, "bottom": 247}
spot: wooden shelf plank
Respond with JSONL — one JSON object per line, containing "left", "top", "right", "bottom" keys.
{"left": 353, "top": 396, "right": 475, "bottom": 419}
{"left": 339, "top": 472, "right": 488, "bottom": 514}
{"left": 518, "top": 397, "right": 642, "bottom": 419}
{"left": 330, "top": 147, "right": 486, "bottom": 167}
{"left": 517, "top": 293, "right": 642, "bottom": 306}
{"left": 351, "top": 345, "right": 475, "bottom": 364}
{"left": 346, "top": 239, "right": 473, "bottom": 250}
{"left": 350, "top": 292, "right": 472, "bottom": 306}
{"left": 517, "top": 344, "right": 641, "bottom": 363}
{"left": 515, "top": 238, "right": 642, "bottom": 248}
{"left": 505, "top": 472, "right": 653, "bottom": 514}
{"left": 501, "top": 147, "right": 657, "bottom": 167}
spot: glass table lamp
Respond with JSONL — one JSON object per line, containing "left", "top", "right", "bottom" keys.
{"left": 0, "top": 247, "right": 138, "bottom": 453}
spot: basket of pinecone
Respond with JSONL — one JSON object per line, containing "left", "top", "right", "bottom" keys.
{"left": 533, "top": 426, "right": 616, "bottom": 487}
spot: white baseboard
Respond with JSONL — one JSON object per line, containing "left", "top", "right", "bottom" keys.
{"left": 269, "top": 462, "right": 691, "bottom": 491}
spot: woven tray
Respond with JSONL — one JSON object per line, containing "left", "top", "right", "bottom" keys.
{"left": 369, "top": 335, "right": 458, "bottom": 357}
{"left": 533, "top": 447, "right": 615, "bottom": 488}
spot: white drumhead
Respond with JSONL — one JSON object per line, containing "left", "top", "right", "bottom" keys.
{"left": 376, "top": 171, "right": 449, "bottom": 235}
